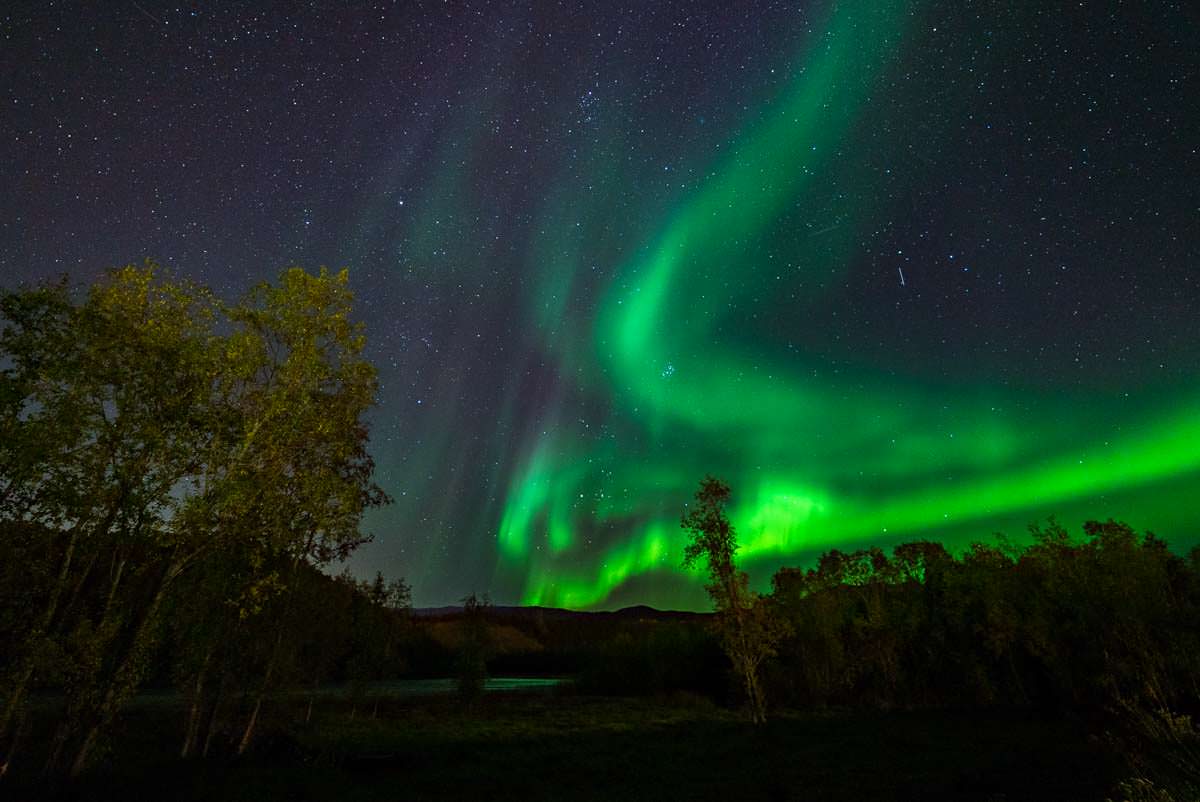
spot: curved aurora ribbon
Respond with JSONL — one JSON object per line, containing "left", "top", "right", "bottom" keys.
{"left": 493, "top": 0, "right": 1200, "bottom": 609}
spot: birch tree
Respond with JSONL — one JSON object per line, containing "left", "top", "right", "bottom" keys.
{"left": 0, "top": 263, "right": 388, "bottom": 774}
{"left": 682, "top": 476, "right": 788, "bottom": 724}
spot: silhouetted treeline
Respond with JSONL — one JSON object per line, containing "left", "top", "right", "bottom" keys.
{"left": 363, "top": 518, "right": 1200, "bottom": 716}
{"left": 493, "top": 517, "right": 1200, "bottom": 719}
{"left": 766, "top": 519, "right": 1200, "bottom": 713}
{"left": 405, "top": 605, "right": 721, "bottom": 697}
{"left": 574, "top": 618, "right": 726, "bottom": 699}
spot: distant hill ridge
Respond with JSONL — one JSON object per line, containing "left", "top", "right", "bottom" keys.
{"left": 411, "top": 604, "right": 707, "bottom": 621}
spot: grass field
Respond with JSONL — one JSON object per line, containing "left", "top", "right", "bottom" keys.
{"left": 8, "top": 687, "right": 1124, "bottom": 801}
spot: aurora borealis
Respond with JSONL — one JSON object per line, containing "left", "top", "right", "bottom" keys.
{"left": 3, "top": 1, "right": 1198, "bottom": 609}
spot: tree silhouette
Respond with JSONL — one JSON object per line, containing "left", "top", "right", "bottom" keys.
{"left": 456, "top": 593, "right": 492, "bottom": 708}
{"left": 682, "top": 476, "right": 787, "bottom": 724}
{"left": 0, "top": 263, "right": 389, "bottom": 774}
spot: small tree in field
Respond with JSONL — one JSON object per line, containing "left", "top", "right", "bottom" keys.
{"left": 682, "top": 476, "right": 787, "bottom": 724}
{"left": 456, "top": 593, "right": 491, "bottom": 708}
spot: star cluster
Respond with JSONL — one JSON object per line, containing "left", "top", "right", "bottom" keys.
{"left": 2, "top": 1, "right": 1198, "bottom": 608}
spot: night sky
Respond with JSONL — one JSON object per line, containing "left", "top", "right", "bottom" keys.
{"left": 3, "top": 1, "right": 1199, "bottom": 610}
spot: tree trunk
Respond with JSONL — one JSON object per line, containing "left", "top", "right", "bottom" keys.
{"left": 67, "top": 562, "right": 175, "bottom": 777}
{"left": 201, "top": 672, "right": 228, "bottom": 759}
{"left": 102, "top": 556, "right": 127, "bottom": 619}
{"left": 236, "top": 697, "right": 263, "bottom": 757}
{"left": 744, "top": 658, "right": 767, "bottom": 724}
{"left": 0, "top": 711, "right": 27, "bottom": 779}
{"left": 42, "top": 723, "right": 70, "bottom": 776}
{"left": 67, "top": 727, "right": 99, "bottom": 778}
{"left": 0, "top": 525, "right": 83, "bottom": 740}
{"left": 236, "top": 549, "right": 308, "bottom": 756}
{"left": 1, "top": 669, "right": 35, "bottom": 757}
{"left": 236, "top": 629, "right": 283, "bottom": 757}
{"left": 8, "top": 494, "right": 125, "bottom": 773}
{"left": 181, "top": 647, "right": 214, "bottom": 758}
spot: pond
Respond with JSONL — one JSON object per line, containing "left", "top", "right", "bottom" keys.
{"left": 354, "top": 677, "right": 569, "bottom": 697}
{"left": 34, "top": 677, "right": 571, "bottom": 712}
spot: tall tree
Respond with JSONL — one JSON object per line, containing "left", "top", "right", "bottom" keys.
{"left": 682, "top": 477, "right": 787, "bottom": 724}
{"left": 1, "top": 264, "right": 227, "bottom": 774}
{"left": 0, "top": 263, "right": 389, "bottom": 774}
{"left": 220, "top": 266, "right": 389, "bottom": 754}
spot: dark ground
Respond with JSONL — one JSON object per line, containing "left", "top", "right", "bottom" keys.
{"left": 6, "top": 690, "right": 1123, "bottom": 801}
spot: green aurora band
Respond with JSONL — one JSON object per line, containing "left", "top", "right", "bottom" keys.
{"left": 489, "top": 0, "right": 1200, "bottom": 609}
